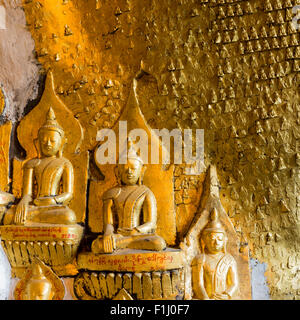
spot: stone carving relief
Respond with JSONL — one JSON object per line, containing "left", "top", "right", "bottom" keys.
{"left": 0, "top": 72, "right": 86, "bottom": 278}
{"left": 191, "top": 209, "right": 239, "bottom": 300}
{"left": 74, "top": 78, "right": 185, "bottom": 300}
{"left": 182, "top": 165, "right": 251, "bottom": 300}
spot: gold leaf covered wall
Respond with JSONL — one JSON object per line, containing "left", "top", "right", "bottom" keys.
{"left": 18, "top": 0, "right": 300, "bottom": 299}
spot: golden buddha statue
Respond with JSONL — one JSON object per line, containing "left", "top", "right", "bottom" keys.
{"left": 3, "top": 107, "right": 76, "bottom": 225}
{"left": 91, "top": 139, "right": 166, "bottom": 254}
{"left": 24, "top": 262, "right": 53, "bottom": 300}
{"left": 192, "top": 209, "right": 238, "bottom": 300}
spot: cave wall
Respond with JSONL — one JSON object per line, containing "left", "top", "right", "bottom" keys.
{"left": 0, "top": 0, "right": 300, "bottom": 299}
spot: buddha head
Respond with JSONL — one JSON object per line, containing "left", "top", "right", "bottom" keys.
{"left": 24, "top": 261, "right": 53, "bottom": 300}
{"left": 37, "top": 107, "right": 65, "bottom": 158}
{"left": 200, "top": 209, "right": 227, "bottom": 254}
{"left": 117, "top": 138, "right": 144, "bottom": 186}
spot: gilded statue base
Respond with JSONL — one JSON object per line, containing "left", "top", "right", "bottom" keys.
{"left": 74, "top": 249, "right": 184, "bottom": 300}
{"left": 74, "top": 269, "right": 184, "bottom": 300}
{"left": 0, "top": 224, "right": 83, "bottom": 278}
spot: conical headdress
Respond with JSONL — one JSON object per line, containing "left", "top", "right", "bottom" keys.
{"left": 202, "top": 208, "right": 225, "bottom": 234}
{"left": 31, "top": 262, "right": 47, "bottom": 281}
{"left": 119, "top": 137, "right": 143, "bottom": 165}
{"left": 38, "top": 107, "right": 64, "bottom": 137}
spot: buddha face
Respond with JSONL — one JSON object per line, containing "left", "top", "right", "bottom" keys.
{"left": 118, "top": 158, "right": 142, "bottom": 186}
{"left": 26, "top": 280, "right": 52, "bottom": 300}
{"left": 39, "top": 129, "right": 62, "bottom": 157}
{"left": 203, "top": 231, "right": 225, "bottom": 254}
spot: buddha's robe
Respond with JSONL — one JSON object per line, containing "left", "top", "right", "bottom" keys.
{"left": 93, "top": 184, "right": 166, "bottom": 252}
{"left": 3, "top": 156, "right": 76, "bottom": 225}
{"left": 192, "top": 252, "right": 238, "bottom": 300}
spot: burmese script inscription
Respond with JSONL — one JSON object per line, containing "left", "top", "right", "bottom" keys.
{"left": 0, "top": 225, "right": 83, "bottom": 241}
{"left": 78, "top": 249, "right": 183, "bottom": 273}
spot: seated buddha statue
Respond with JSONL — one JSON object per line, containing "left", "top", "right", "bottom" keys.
{"left": 192, "top": 209, "right": 238, "bottom": 300}
{"left": 3, "top": 107, "right": 76, "bottom": 225}
{"left": 91, "top": 140, "right": 166, "bottom": 254}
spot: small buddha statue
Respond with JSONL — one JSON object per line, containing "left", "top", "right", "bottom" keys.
{"left": 91, "top": 139, "right": 166, "bottom": 254}
{"left": 24, "top": 261, "right": 53, "bottom": 300}
{"left": 3, "top": 107, "right": 76, "bottom": 225}
{"left": 192, "top": 209, "right": 238, "bottom": 300}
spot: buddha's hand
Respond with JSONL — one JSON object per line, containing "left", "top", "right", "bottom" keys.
{"left": 212, "top": 292, "right": 231, "bottom": 300}
{"left": 14, "top": 195, "right": 31, "bottom": 225}
{"left": 33, "top": 196, "right": 57, "bottom": 206}
{"left": 103, "top": 234, "right": 115, "bottom": 253}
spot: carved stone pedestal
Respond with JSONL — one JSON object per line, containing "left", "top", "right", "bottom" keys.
{"left": 74, "top": 249, "right": 184, "bottom": 300}
{"left": 0, "top": 224, "right": 83, "bottom": 278}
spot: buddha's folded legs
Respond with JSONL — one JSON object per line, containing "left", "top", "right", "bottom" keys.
{"left": 3, "top": 205, "right": 76, "bottom": 225}
{"left": 116, "top": 234, "right": 166, "bottom": 251}
{"left": 92, "top": 233, "right": 166, "bottom": 253}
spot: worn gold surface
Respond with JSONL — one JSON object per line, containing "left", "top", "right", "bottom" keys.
{"left": 0, "top": 122, "right": 12, "bottom": 192}
{"left": 0, "top": 122, "right": 15, "bottom": 223}
{"left": 9, "top": 0, "right": 300, "bottom": 299}
{"left": 74, "top": 268, "right": 184, "bottom": 300}
{"left": 0, "top": 224, "right": 84, "bottom": 277}
{"left": 0, "top": 88, "right": 4, "bottom": 116}
{"left": 14, "top": 258, "right": 65, "bottom": 300}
